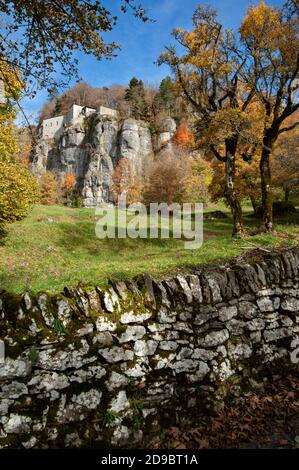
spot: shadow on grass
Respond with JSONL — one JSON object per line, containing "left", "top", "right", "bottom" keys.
{"left": 0, "top": 225, "right": 8, "bottom": 246}
{"left": 56, "top": 219, "right": 185, "bottom": 257}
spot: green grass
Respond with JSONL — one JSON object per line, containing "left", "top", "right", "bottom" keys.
{"left": 0, "top": 203, "right": 298, "bottom": 293}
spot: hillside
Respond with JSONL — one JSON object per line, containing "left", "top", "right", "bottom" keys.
{"left": 0, "top": 203, "right": 298, "bottom": 293}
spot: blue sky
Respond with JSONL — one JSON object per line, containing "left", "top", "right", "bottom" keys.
{"left": 20, "top": 0, "right": 285, "bottom": 123}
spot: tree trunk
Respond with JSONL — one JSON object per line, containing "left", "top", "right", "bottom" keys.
{"left": 284, "top": 187, "right": 290, "bottom": 204}
{"left": 225, "top": 147, "right": 244, "bottom": 236}
{"left": 260, "top": 144, "right": 273, "bottom": 232}
{"left": 250, "top": 195, "right": 259, "bottom": 217}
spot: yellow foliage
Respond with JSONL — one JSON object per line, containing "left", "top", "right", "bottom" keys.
{"left": 240, "top": 0, "right": 297, "bottom": 66}
{"left": 0, "top": 119, "right": 19, "bottom": 160}
{"left": 0, "top": 60, "right": 23, "bottom": 101}
{"left": 40, "top": 172, "right": 59, "bottom": 205}
{"left": 110, "top": 158, "right": 142, "bottom": 205}
{"left": 0, "top": 60, "right": 39, "bottom": 224}
{"left": 241, "top": 1, "right": 280, "bottom": 40}
{"left": 209, "top": 153, "right": 261, "bottom": 205}
{"left": 183, "top": 155, "right": 212, "bottom": 204}
{"left": 0, "top": 160, "right": 40, "bottom": 224}
{"left": 0, "top": 60, "right": 23, "bottom": 161}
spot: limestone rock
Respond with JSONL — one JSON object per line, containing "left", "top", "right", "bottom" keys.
{"left": 96, "top": 317, "right": 117, "bottom": 332}
{"left": 0, "top": 357, "right": 31, "bottom": 380}
{"left": 120, "top": 311, "right": 152, "bottom": 324}
{"left": 28, "top": 372, "right": 69, "bottom": 393}
{"left": 32, "top": 114, "right": 154, "bottom": 207}
{"left": 105, "top": 372, "right": 129, "bottom": 391}
{"left": 281, "top": 296, "right": 299, "bottom": 312}
{"left": 134, "top": 340, "right": 158, "bottom": 357}
{"left": 109, "top": 391, "right": 130, "bottom": 413}
{"left": 1, "top": 414, "right": 31, "bottom": 434}
{"left": 218, "top": 306, "right": 238, "bottom": 322}
{"left": 118, "top": 325, "right": 146, "bottom": 343}
{"left": 99, "top": 346, "right": 134, "bottom": 363}
{"left": 198, "top": 329, "right": 229, "bottom": 348}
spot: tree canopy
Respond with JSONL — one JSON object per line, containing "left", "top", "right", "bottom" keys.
{"left": 158, "top": 1, "right": 299, "bottom": 235}
{"left": 0, "top": 1, "right": 149, "bottom": 95}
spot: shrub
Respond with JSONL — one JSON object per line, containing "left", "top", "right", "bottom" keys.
{"left": 62, "top": 172, "right": 77, "bottom": 205}
{"left": 0, "top": 160, "right": 40, "bottom": 224}
{"left": 39, "top": 171, "right": 59, "bottom": 205}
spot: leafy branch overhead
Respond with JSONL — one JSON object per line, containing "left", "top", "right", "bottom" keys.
{"left": 0, "top": 1, "right": 150, "bottom": 95}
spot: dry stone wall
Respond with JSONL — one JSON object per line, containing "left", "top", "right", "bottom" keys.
{"left": 0, "top": 248, "right": 298, "bottom": 448}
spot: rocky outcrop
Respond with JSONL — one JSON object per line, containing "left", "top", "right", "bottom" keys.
{"left": 32, "top": 113, "right": 177, "bottom": 207}
{"left": 156, "top": 117, "right": 177, "bottom": 149}
{"left": 0, "top": 248, "right": 298, "bottom": 448}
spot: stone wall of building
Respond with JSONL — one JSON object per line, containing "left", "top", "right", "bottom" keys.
{"left": 0, "top": 248, "right": 298, "bottom": 448}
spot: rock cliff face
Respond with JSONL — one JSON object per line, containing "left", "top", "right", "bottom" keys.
{"left": 32, "top": 114, "right": 176, "bottom": 207}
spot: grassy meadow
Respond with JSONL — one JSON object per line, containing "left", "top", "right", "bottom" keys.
{"left": 0, "top": 202, "right": 298, "bottom": 293}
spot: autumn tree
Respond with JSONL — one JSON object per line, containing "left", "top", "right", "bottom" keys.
{"left": 158, "top": 6, "right": 258, "bottom": 235}
{"left": 0, "top": 160, "right": 40, "bottom": 225}
{"left": 272, "top": 112, "right": 299, "bottom": 203}
{"left": 110, "top": 158, "right": 141, "bottom": 205}
{"left": 209, "top": 153, "right": 261, "bottom": 216}
{"left": 40, "top": 172, "right": 59, "bottom": 205}
{"left": 240, "top": 1, "right": 299, "bottom": 231}
{"left": 182, "top": 154, "right": 212, "bottom": 205}
{"left": 53, "top": 82, "right": 100, "bottom": 117}
{"left": 14, "top": 125, "right": 37, "bottom": 165}
{"left": 62, "top": 172, "right": 77, "bottom": 204}
{"left": 142, "top": 150, "right": 187, "bottom": 206}
{"left": 0, "top": 61, "right": 39, "bottom": 226}
{"left": 0, "top": 62, "right": 23, "bottom": 159}
{"left": 172, "top": 121, "right": 194, "bottom": 149}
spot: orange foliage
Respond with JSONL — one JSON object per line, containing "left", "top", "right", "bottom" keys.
{"left": 63, "top": 172, "right": 76, "bottom": 195}
{"left": 172, "top": 121, "right": 194, "bottom": 148}
{"left": 110, "top": 158, "right": 141, "bottom": 205}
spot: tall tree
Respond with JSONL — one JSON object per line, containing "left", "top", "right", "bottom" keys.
{"left": 272, "top": 112, "right": 299, "bottom": 203}
{"left": 158, "top": 6, "right": 257, "bottom": 235}
{"left": 125, "top": 77, "right": 148, "bottom": 120}
{"left": 240, "top": 1, "right": 299, "bottom": 231}
{"left": 155, "top": 76, "right": 177, "bottom": 115}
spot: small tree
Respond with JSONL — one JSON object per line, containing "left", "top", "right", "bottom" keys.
{"left": 110, "top": 158, "right": 141, "bottom": 205}
{"left": 0, "top": 160, "right": 40, "bottom": 225}
{"left": 0, "top": 60, "right": 39, "bottom": 227}
{"left": 155, "top": 76, "right": 177, "bottom": 115}
{"left": 63, "top": 172, "right": 77, "bottom": 205}
{"left": 172, "top": 121, "right": 194, "bottom": 149}
{"left": 142, "top": 149, "right": 188, "bottom": 206}
{"left": 183, "top": 154, "right": 212, "bottom": 205}
{"left": 40, "top": 172, "right": 59, "bottom": 205}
